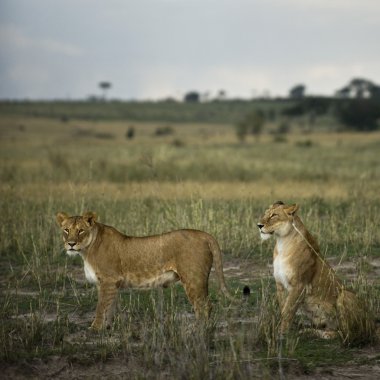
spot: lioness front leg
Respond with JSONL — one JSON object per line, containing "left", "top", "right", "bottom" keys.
{"left": 280, "top": 284, "right": 305, "bottom": 335}
{"left": 276, "top": 281, "right": 286, "bottom": 310}
{"left": 90, "top": 282, "right": 118, "bottom": 330}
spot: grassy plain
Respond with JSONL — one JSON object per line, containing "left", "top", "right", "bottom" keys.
{"left": 1, "top": 114, "right": 380, "bottom": 378}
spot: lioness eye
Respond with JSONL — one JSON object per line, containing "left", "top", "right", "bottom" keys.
{"left": 64, "top": 229, "right": 69, "bottom": 234}
{"left": 78, "top": 229, "right": 85, "bottom": 235}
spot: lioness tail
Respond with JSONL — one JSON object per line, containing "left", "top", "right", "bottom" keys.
{"left": 207, "top": 236, "right": 235, "bottom": 302}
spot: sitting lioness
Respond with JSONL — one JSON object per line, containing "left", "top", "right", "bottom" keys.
{"left": 257, "top": 201, "right": 374, "bottom": 345}
{"left": 56, "top": 211, "right": 232, "bottom": 330}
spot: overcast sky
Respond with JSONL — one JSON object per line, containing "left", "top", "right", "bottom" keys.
{"left": 0, "top": 0, "right": 379, "bottom": 100}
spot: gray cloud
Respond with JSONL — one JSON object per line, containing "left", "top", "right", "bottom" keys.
{"left": 0, "top": 0, "right": 379, "bottom": 99}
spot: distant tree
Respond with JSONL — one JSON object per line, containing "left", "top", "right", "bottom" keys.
{"left": 250, "top": 109, "right": 265, "bottom": 138}
{"left": 336, "top": 78, "right": 380, "bottom": 99}
{"left": 236, "top": 120, "right": 249, "bottom": 142}
{"left": 334, "top": 99, "right": 380, "bottom": 131}
{"left": 350, "top": 78, "right": 374, "bottom": 98}
{"left": 289, "top": 84, "right": 306, "bottom": 99}
{"left": 236, "top": 109, "right": 265, "bottom": 142}
{"left": 217, "top": 89, "right": 227, "bottom": 100}
{"left": 335, "top": 86, "right": 351, "bottom": 98}
{"left": 184, "top": 91, "right": 200, "bottom": 103}
{"left": 99, "top": 81, "right": 112, "bottom": 100}
{"left": 370, "top": 85, "right": 380, "bottom": 99}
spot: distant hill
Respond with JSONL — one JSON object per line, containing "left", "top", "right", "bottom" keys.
{"left": 1, "top": 97, "right": 379, "bottom": 131}
{"left": 0, "top": 99, "right": 292, "bottom": 124}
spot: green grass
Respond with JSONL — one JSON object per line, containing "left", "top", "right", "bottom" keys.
{"left": 293, "top": 337, "right": 354, "bottom": 373}
{"left": 1, "top": 195, "right": 379, "bottom": 376}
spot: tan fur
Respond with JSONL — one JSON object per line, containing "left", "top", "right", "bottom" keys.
{"left": 257, "top": 202, "right": 374, "bottom": 346}
{"left": 56, "top": 211, "right": 232, "bottom": 330}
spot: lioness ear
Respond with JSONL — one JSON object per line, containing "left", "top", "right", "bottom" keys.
{"left": 285, "top": 204, "right": 299, "bottom": 216}
{"left": 83, "top": 211, "right": 97, "bottom": 226}
{"left": 56, "top": 212, "right": 69, "bottom": 226}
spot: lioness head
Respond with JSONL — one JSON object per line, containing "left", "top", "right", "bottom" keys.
{"left": 56, "top": 212, "right": 97, "bottom": 256}
{"left": 257, "top": 201, "right": 299, "bottom": 240}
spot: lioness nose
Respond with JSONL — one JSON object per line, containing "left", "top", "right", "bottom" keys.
{"left": 68, "top": 242, "right": 76, "bottom": 247}
{"left": 257, "top": 224, "right": 264, "bottom": 229}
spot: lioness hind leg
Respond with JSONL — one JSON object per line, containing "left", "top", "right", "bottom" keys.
{"left": 90, "top": 283, "right": 118, "bottom": 330}
{"left": 183, "top": 281, "right": 211, "bottom": 319}
{"left": 303, "top": 298, "right": 338, "bottom": 331}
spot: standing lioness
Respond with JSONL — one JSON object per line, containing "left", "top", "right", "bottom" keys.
{"left": 257, "top": 201, "right": 374, "bottom": 345}
{"left": 56, "top": 211, "right": 232, "bottom": 330}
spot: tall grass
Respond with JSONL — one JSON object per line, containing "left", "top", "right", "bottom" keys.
{"left": 0, "top": 117, "right": 379, "bottom": 377}
{"left": 0, "top": 193, "right": 379, "bottom": 373}
{"left": 2, "top": 136, "right": 380, "bottom": 185}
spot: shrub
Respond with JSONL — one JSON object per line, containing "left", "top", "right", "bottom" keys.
{"left": 126, "top": 126, "right": 135, "bottom": 139}
{"left": 171, "top": 138, "right": 185, "bottom": 147}
{"left": 295, "top": 139, "right": 313, "bottom": 148}
{"left": 155, "top": 125, "right": 174, "bottom": 136}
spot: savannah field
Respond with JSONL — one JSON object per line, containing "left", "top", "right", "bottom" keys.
{"left": 1, "top": 109, "right": 380, "bottom": 379}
